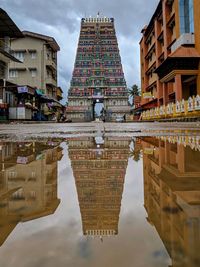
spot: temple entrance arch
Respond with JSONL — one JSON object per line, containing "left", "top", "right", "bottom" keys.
{"left": 92, "top": 98, "right": 104, "bottom": 121}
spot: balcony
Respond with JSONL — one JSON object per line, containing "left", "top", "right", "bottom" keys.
{"left": 0, "top": 38, "right": 21, "bottom": 62}
{"left": 46, "top": 58, "right": 56, "bottom": 70}
{"left": 171, "top": 33, "right": 195, "bottom": 52}
{"left": 46, "top": 76, "right": 57, "bottom": 86}
{"left": 56, "top": 87, "right": 63, "bottom": 100}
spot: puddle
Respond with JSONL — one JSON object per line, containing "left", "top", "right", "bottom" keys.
{"left": 0, "top": 130, "right": 199, "bottom": 266}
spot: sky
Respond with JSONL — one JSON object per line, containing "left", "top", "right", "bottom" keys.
{"left": 1, "top": 0, "right": 159, "bottom": 103}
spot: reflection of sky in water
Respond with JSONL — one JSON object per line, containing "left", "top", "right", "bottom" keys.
{"left": 0, "top": 135, "right": 199, "bottom": 267}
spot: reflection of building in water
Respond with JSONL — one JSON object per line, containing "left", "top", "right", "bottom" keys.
{"left": 0, "top": 142, "right": 63, "bottom": 246}
{"left": 141, "top": 136, "right": 200, "bottom": 267}
{"left": 68, "top": 137, "right": 130, "bottom": 237}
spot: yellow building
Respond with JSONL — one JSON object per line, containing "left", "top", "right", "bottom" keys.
{"left": 0, "top": 141, "right": 63, "bottom": 246}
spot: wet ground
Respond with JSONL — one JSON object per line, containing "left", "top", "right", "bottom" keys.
{"left": 0, "top": 122, "right": 200, "bottom": 267}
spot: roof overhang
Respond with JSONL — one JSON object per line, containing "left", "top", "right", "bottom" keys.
{"left": 155, "top": 46, "right": 200, "bottom": 80}
{"left": 0, "top": 49, "right": 22, "bottom": 62}
{"left": 22, "top": 31, "right": 60, "bottom": 51}
{"left": 0, "top": 8, "right": 23, "bottom": 38}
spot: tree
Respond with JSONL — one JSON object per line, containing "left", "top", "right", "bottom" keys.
{"left": 128, "top": 84, "right": 141, "bottom": 98}
{"left": 129, "top": 139, "right": 142, "bottom": 162}
{"left": 129, "top": 148, "right": 141, "bottom": 162}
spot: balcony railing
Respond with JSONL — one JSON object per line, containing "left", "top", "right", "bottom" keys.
{"left": 46, "top": 76, "right": 57, "bottom": 86}
{"left": 0, "top": 39, "right": 12, "bottom": 55}
{"left": 0, "top": 38, "right": 21, "bottom": 62}
{"left": 46, "top": 58, "right": 56, "bottom": 70}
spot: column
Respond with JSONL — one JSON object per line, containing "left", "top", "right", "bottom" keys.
{"left": 163, "top": 83, "right": 168, "bottom": 105}
{"left": 177, "top": 144, "right": 185, "bottom": 173}
{"left": 197, "top": 69, "right": 200, "bottom": 95}
{"left": 175, "top": 74, "right": 182, "bottom": 101}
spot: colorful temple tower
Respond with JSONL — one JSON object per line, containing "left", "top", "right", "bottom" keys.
{"left": 68, "top": 136, "right": 130, "bottom": 237}
{"left": 66, "top": 16, "right": 130, "bottom": 122}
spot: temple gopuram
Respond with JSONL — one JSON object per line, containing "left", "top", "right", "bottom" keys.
{"left": 66, "top": 16, "right": 130, "bottom": 122}
{"left": 68, "top": 136, "right": 130, "bottom": 238}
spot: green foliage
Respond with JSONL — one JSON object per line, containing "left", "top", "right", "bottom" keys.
{"left": 128, "top": 84, "right": 141, "bottom": 98}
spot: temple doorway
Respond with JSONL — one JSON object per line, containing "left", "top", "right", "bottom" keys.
{"left": 93, "top": 99, "right": 104, "bottom": 121}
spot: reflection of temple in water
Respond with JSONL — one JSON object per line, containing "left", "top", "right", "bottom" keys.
{"left": 0, "top": 141, "right": 63, "bottom": 246}
{"left": 140, "top": 136, "right": 200, "bottom": 267}
{"left": 68, "top": 136, "right": 130, "bottom": 237}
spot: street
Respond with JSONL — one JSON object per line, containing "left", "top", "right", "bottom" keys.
{"left": 0, "top": 122, "right": 200, "bottom": 141}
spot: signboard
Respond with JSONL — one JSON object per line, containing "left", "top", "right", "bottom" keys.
{"left": 17, "top": 86, "right": 28, "bottom": 93}
{"left": 17, "top": 156, "right": 28, "bottom": 164}
{"left": 143, "top": 92, "right": 154, "bottom": 99}
{"left": 144, "top": 148, "right": 155, "bottom": 155}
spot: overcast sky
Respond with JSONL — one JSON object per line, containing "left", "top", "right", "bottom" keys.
{"left": 1, "top": 0, "right": 158, "bottom": 103}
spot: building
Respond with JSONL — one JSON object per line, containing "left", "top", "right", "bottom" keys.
{"left": 66, "top": 16, "right": 130, "bottom": 122}
{"left": 0, "top": 141, "right": 63, "bottom": 246}
{"left": 141, "top": 135, "right": 200, "bottom": 266}
{"left": 139, "top": 0, "right": 200, "bottom": 117}
{"left": 68, "top": 136, "right": 130, "bottom": 237}
{"left": 9, "top": 31, "right": 62, "bottom": 102}
{"left": 0, "top": 8, "right": 23, "bottom": 120}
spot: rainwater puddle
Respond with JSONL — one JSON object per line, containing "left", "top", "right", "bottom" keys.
{"left": 0, "top": 131, "right": 199, "bottom": 267}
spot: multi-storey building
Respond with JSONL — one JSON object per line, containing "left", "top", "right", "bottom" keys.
{"left": 141, "top": 136, "right": 200, "bottom": 266}
{"left": 0, "top": 141, "right": 63, "bottom": 246}
{"left": 9, "top": 31, "right": 62, "bottom": 101}
{"left": 68, "top": 136, "right": 130, "bottom": 237}
{"left": 0, "top": 8, "right": 23, "bottom": 120}
{"left": 140, "top": 0, "right": 200, "bottom": 112}
{"left": 66, "top": 16, "right": 130, "bottom": 122}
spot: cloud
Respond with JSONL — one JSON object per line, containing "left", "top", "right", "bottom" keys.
{"left": 2, "top": 0, "right": 159, "bottom": 103}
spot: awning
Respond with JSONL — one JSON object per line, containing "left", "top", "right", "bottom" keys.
{"left": 35, "top": 89, "right": 44, "bottom": 96}
{"left": 40, "top": 95, "right": 54, "bottom": 102}
{"left": 51, "top": 102, "right": 62, "bottom": 108}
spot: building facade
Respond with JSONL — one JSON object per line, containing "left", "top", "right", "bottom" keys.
{"left": 0, "top": 8, "right": 23, "bottom": 120}
{"left": 140, "top": 0, "right": 200, "bottom": 114}
{"left": 0, "top": 141, "right": 63, "bottom": 246}
{"left": 141, "top": 135, "right": 200, "bottom": 266}
{"left": 66, "top": 16, "right": 130, "bottom": 122}
{"left": 9, "top": 31, "right": 62, "bottom": 101}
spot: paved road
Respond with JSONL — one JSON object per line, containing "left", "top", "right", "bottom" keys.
{"left": 0, "top": 122, "right": 199, "bottom": 141}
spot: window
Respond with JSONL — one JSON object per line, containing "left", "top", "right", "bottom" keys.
{"left": 31, "top": 171, "right": 36, "bottom": 178}
{"left": 30, "top": 69, "right": 37, "bottom": 77}
{"left": 30, "top": 51, "right": 36, "bottom": 59}
{"left": 179, "top": 0, "right": 194, "bottom": 34}
{"left": 9, "top": 70, "right": 18, "bottom": 78}
{"left": 14, "top": 51, "right": 25, "bottom": 62}
{"left": 12, "top": 189, "right": 25, "bottom": 200}
{"left": 29, "top": 191, "right": 36, "bottom": 199}
{"left": 8, "top": 171, "right": 17, "bottom": 179}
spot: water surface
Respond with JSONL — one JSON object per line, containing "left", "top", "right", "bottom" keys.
{"left": 0, "top": 133, "right": 199, "bottom": 267}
